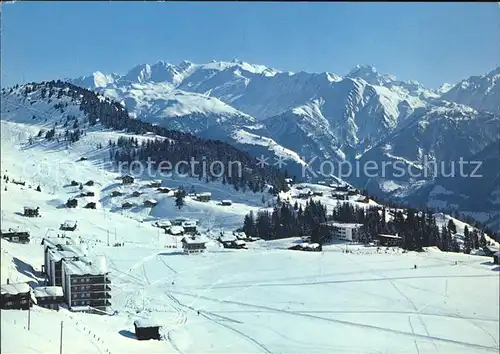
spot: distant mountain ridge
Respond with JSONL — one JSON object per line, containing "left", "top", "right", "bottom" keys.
{"left": 66, "top": 59, "right": 500, "bottom": 230}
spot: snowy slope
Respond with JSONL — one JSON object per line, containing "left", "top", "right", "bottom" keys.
{"left": 100, "top": 83, "right": 255, "bottom": 134}
{"left": 2, "top": 103, "right": 500, "bottom": 353}
{"left": 1, "top": 177, "right": 499, "bottom": 354}
{"left": 441, "top": 67, "right": 500, "bottom": 114}
{"left": 351, "top": 102, "right": 500, "bottom": 206}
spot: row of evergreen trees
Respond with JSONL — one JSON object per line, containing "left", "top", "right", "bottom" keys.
{"left": 242, "top": 199, "right": 488, "bottom": 253}
{"left": 20, "top": 80, "right": 290, "bottom": 194}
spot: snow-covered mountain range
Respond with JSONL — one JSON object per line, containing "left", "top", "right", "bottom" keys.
{"left": 47, "top": 59, "right": 500, "bottom": 229}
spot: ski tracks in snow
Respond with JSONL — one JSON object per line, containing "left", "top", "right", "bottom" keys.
{"left": 170, "top": 290, "right": 499, "bottom": 353}
{"left": 166, "top": 292, "right": 273, "bottom": 354}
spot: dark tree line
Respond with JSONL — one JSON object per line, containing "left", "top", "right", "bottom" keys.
{"left": 242, "top": 200, "right": 488, "bottom": 253}
{"left": 243, "top": 199, "right": 328, "bottom": 242}
{"left": 17, "top": 80, "right": 290, "bottom": 194}
{"left": 359, "top": 189, "right": 499, "bottom": 244}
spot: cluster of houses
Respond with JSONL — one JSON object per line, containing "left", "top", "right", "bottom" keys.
{"left": 293, "top": 183, "right": 369, "bottom": 204}
{"left": 217, "top": 231, "right": 256, "bottom": 249}
{"left": 151, "top": 218, "right": 209, "bottom": 254}
{"left": 152, "top": 217, "right": 200, "bottom": 236}
{"left": 295, "top": 187, "right": 324, "bottom": 199}
{"left": 115, "top": 175, "right": 216, "bottom": 209}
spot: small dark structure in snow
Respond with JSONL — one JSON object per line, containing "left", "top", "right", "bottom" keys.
{"left": 1, "top": 282, "right": 32, "bottom": 310}
{"left": 181, "top": 236, "right": 207, "bottom": 254}
{"left": 111, "top": 190, "right": 124, "bottom": 197}
{"left": 333, "top": 185, "right": 349, "bottom": 192}
{"left": 79, "top": 191, "right": 95, "bottom": 197}
{"left": 289, "top": 243, "right": 322, "bottom": 252}
{"left": 357, "top": 196, "right": 370, "bottom": 203}
{"left": 122, "top": 201, "right": 134, "bottom": 209}
{"left": 331, "top": 191, "right": 348, "bottom": 200}
{"left": 78, "top": 157, "right": 88, "bottom": 161}
{"left": 60, "top": 220, "right": 77, "bottom": 232}
{"left": 143, "top": 199, "right": 158, "bottom": 208}
{"left": 131, "top": 191, "right": 144, "bottom": 197}
{"left": 220, "top": 200, "right": 232, "bottom": 206}
{"left": 218, "top": 233, "right": 247, "bottom": 249}
{"left": 376, "top": 234, "right": 402, "bottom": 247}
{"left": 121, "top": 174, "right": 135, "bottom": 185}
{"left": 482, "top": 246, "right": 499, "bottom": 257}
{"left": 84, "top": 180, "right": 94, "bottom": 186}
{"left": 23, "top": 206, "right": 40, "bottom": 217}
{"left": 66, "top": 198, "right": 78, "bottom": 208}
{"left": 70, "top": 180, "right": 79, "bottom": 186}
{"left": 493, "top": 251, "right": 500, "bottom": 265}
{"left": 84, "top": 202, "right": 96, "bottom": 209}
{"left": 134, "top": 319, "right": 161, "bottom": 340}
{"left": 152, "top": 220, "right": 172, "bottom": 231}
{"left": 149, "top": 181, "right": 162, "bottom": 188}
{"left": 181, "top": 220, "right": 198, "bottom": 234}
{"left": 157, "top": 187, "right": 170, "bottom": 194}
{"left": 297, "top": 189, "right": 312, "bottom": 199}
{"left": 1, "top": 228, "right": 30, "bottom": 244}
{"left": 12, "top": 179, "right": 26, "bottom": 186}
{"left": 312, "top": 191, "right": 323, "bottom": 197}
{"left": 33, "top": 286, "right": 64, "bottom": 310}
{"left": 195, "top": 192, "right": 211, "bottom": 202}
{"left": 234, "top": 232, "right": 249, "bottom": 241}
{"left": 168, "top": 226, "right": 184, "bottom": 236}
{"left": 172, "top": 217, "right": 191, "bottom": 226}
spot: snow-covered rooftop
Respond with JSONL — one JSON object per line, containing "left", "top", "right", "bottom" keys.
{"left": 61, "top": 220, "right": 77, "bottom": 228}
{"left": 378, "top": 234, "right": 402, "bottom": 239}
{"left": 322, "top": 222, "right": 363, "bottom": 229}
{"left": 155, "top": 220, "right": 172, "bottom": 228}
{"left": 235, "top": 232, "right": 247, "bottom": 239}
{"left": 62, "top": 256, "right": 108, "bottom": 276}
{"left": 134, "top": 319, "right": 160, "bottom": 328}
{"left": 196, "top": 192, "right": 211, "bottom": 197}
{"left": 181, "top": 220, "right": 197, "bottom": 228}
{"left": 219, "top": 232, "right": 237, "bottom": 243}
{"left": 33, "top": 286, "right": 63, "bottom": 298}
{"left": 182, "top": 236, "right": 207, "bottom": 245}
{"left": 42, "top": 236, "right": 79, "bottom": 250}
{"left": 1, "top": 282, "right": 30, "bottom": 295}
{"left": 1, "top": 227, "right": 30, "bottom": 234}
{"left": 169, "top": 226, "right": 184, "bottom": 235}
{"left": 49, "top": 249, "right": 80, "bottom": 262}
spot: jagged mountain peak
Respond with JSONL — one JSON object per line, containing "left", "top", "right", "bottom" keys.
{"left": 347, "top": 64, "right": 397, "bottom": 86}
{"left": 437, "top": 83, "right": 453, "bottom": 94}
{"left": 441, "top": 65, "right": 500, "bottom": 113}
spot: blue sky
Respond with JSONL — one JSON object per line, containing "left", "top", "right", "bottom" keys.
{"left": 2, "top": 2, "right": 499, "bottom": 88}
